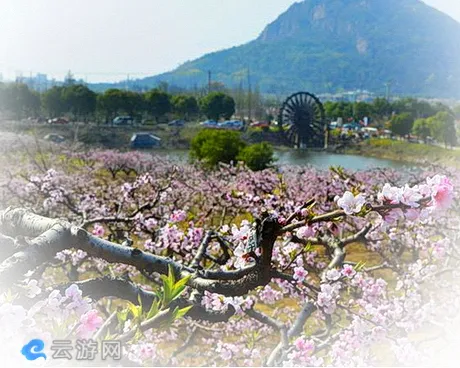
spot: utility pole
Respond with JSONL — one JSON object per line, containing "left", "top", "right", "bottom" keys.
{"left": 385, "top": 81, "right": 392, "bottom": 101}
{"left": 247, "top": 67, "right": 252, "bottom": 121}
{"left": 208, "top": 70, "right": 212, "bottom": 94}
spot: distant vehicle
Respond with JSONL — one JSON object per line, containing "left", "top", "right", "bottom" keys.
{"left": 200, "top": 120, "right": 218, "bottom": 127}
{"left": 44, "top": 134, "right": 65, "bottom": 143}
{"left": 113, "top": 116, "right": 134, "bottom": 125}
{"left": 168, "top": 119, "right": 185, "bottom": 127}
{"left": 218, "top": 120, "right": 244, "bottom": 130}
{"left": 130, "top": 133, "right": 161, "bottom": 149}
{"left": 47, "top": 117, "right": 69, "bottom": 125}
{"left": 250, "top": 121, "right": 269, "bottom": 128}
{"left": 342, "top": 122, "right": 361, "bottom": 131}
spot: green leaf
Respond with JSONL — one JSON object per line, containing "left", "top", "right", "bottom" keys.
{"left": 175, "top": 305, "right": 193, "bottom": 319}
{"left": 137, "top": 293, "right": 143, "bottom": 313}
{"left": 146, "top": 300, "right": 160, "bottom": 320}
{"left": 354, "top": 261, "right": 366, "bottom": 272}
{"left": 116, "top": 309, "right": 129, "bottom": 326}
{"left": 127, "top": 301, "right": 142, "bottom": 321}
{"left": 173, "top": 274, "right": 191, "bottom": 291}
{"left": 307, "top": 201, "right": 317, "bottom": 210}
{"left": 1, "top": 289, "right": 18, "bottom": 303}
{"left": 160, "top": 268, "right": 174, "bottom": 306}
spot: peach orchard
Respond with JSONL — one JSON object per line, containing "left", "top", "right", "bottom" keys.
{"left": 0, "top": 148, "right": 459, "bottom": 366}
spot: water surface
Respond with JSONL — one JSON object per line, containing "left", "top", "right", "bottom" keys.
{"left": 152, "top": 149, "right": 413, "bottom": 171}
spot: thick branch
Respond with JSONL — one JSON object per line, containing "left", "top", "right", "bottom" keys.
{"left": 0, "top": 208, "right": 277, "bottom": 296}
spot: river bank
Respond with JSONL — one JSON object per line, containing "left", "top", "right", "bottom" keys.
{"left": 344, "top": 138, "right": 460, "bottom": 168}
{"left": 1, "top": 120, "right": 457, "bottom": 169}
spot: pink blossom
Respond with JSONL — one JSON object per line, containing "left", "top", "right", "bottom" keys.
{"left": 169, "top": 210, "right": 187, "bottom": 223}
{"left": 415, "top": 183, "right": 432, "bottom": 198}
{"left": 144, "top": 239, "right": 155, "bottom": 252}
{"left": 220, "top": 224, "right": 230, "bottom": 234}
{"left": 138, "top": 343, "right": 157, "bottom": 361}
{"left": 294, "top": 337, "right": 315, "bottom": 355}
{"left": 65, "top": 284, "right": 91, "bottom": 316}
{"left": 325, "top": 268, "right": 342, "bottom": 281}
{"left": 296, "top": 225, "right": 315, "bottom": 239}
{"left": 342, "top": 264, "right": 356, "bottom": 278}
{"left": 317, "top": 283, "right": 341, "bottom": 314}
{"left": 428, "top": 175, "right": 454, "bottom": 210}
{"left": 383, "top": 208, "right": 404, "bottom": 225}
{"left": 335, "top": 191, "right": 366, "bottom": 215}
{"left": 404, "top": 208, "right": 420, "bottom": 221}
{"left": 145, "top": 218, "right": 158, "bottom": 231}
{"left": 293, "top": 266, "right": 308, "bottom": 283}
{"left": 377, "top": 183, "right": 402, "bottom": 204}
{"left": 92, "top": 224, "right": 105, "bottom": 237}
{"left": 300, "top": 208, "right": 309, "bottom": 217}
{"left": 432, "top": 241, "right": 447, "bottom": 259}
{"left": 25, "top": 279, "right": 41, "bottom": 298}
{"left": 201, "top": 291, "right": 228, "bottom": 312}
{"left": 400, "top": 185, "right": 423, "bottom": 208}
{"left": 65, "top": 284, "right": 82, "bottom": 300}
{"left": 260, "top": 285, "right": 282, "bottom": 304}
{"left": 76, "top": 309, "right": 104, "bottom": 338}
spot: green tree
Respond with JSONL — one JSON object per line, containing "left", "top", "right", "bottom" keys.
{"left": 199, "top": 92, "right": 235, "bottom": 121}
{"left": 412, "top": 118, "right": 431, "bottom": 143}
{"left": 237, "top": 142, "right": 275, "bottom": 171}
{"left": 372, "top": 97, "right": 392, "bottom": 118}
{"left": 171, "top": 95, "right": 198, "bottom": 120}
{"left": 42, "top": 86, "right": 66, "bottom": 117}
{"left": 427, "top": 111, "right": 457, "bottom": 147}
{"left": 120, "top": 91, "right": 145, "bottom": 118}
{"left": 324, "top": 101, "right": 353, "bottom": 121}
{"left": 391, "top": 98, "right": 448, "bottom": 120}
{"left": 190, "top": 129, "right": 245, "bottom": 168}
{"left": 97, "top": 89, "right": 125, "bottom": 122}
{"left": 61, "top": 84, "right": 97, "bottom": 121}
{"left": 389, "top": 112, "right": 414, "bottom": 137}
{"left": 144, "top": 89, "right": 171, "bottom": 122}
{"left": 2, "top": 83, "right": 40, "bottom": 119}
{"left": 353, "top": 101, "right": 373, "bottom": 120}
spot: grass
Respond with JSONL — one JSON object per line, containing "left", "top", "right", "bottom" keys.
{"left": 346, "top": 138, "right": 460, "bottom": 168}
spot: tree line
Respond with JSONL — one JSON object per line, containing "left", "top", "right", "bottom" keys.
{"left": 325, "top": 97, "right": 458, "bottom": 147}
{"left": 0, "top": 82, "right": 238, "bottom": 123}
{"left": 1, "top": 81, "right": 458, "bottom": 146}
{"left": 324, "top": 97, "right": 454, "bottom": 124}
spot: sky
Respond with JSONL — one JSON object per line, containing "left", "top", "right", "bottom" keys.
{"left": 1, "top": 0, "right": 460, "bottom": 83}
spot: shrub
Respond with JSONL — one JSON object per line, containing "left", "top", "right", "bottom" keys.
{"left": 190, "top": 129, "right": 245, "bottom": 168}
{"left": 237, "top": 142, "right": 275, "bottom": 171}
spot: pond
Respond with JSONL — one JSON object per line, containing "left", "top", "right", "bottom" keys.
{"left": 152, "top": 149, "right": 413, "bottom": 171}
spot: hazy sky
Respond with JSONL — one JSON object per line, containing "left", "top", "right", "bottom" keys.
{"left": 1, "top": 0, "right": 459, "bottom": 83}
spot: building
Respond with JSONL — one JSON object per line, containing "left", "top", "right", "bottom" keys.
{"left": 130, "top": 133, "right": 161, "bottom": 149}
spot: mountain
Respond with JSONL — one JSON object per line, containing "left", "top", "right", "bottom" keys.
{"left": 93, "top": 0, "right": 460, "bottom": 98}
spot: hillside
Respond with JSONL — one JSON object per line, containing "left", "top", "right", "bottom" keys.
{"left": 92, "top": 0, "right": 460, "bottom": 98}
